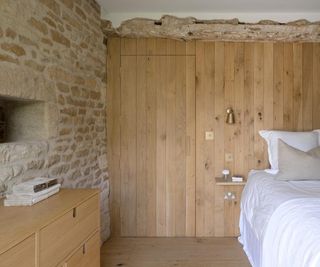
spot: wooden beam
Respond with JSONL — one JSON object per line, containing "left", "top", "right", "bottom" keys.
{"left": 102, "top": 16, "right": 320, "bottom": 42}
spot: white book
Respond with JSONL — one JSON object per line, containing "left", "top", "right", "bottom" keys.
{"left": 6, "top": 184, "right": 61, "bottom": 200}
{"left": 4, "top": 186, "right": 60, "bottom": 206}
{"left": 232, "top": 176, "right": 244, "bottom": 182}
{"left": 12, "top": 177, "right": 58, "bottom": 194}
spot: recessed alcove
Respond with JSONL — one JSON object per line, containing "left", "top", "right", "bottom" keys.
{"left": 0, "top": 96, "right": 48, "bottom": 143}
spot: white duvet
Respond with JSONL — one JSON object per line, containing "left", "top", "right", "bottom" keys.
{"left": 240, "top": 170, "right": 320, "bottom": 267}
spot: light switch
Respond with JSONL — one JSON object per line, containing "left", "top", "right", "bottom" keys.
{"left": 225, "top": 153, "right": 233, "bottom": 162}
{"left": 205, "top": 131, "right": 214, "bottom": 140}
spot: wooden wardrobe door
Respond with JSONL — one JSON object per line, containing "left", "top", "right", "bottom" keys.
{"left": 120, "top": 55, "right": 195, "bottom": 237}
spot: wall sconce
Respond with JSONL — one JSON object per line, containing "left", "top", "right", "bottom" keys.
{"left": 226, "top": 108, "right": 235, "bottom": 124}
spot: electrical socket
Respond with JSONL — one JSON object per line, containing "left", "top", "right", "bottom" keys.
{"left": 224, "top": 191, "right": 236, "bottom": 200}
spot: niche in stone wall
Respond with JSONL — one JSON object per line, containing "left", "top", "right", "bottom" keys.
{"left": 0, "top": 96, "right": 48, "bottom": 143}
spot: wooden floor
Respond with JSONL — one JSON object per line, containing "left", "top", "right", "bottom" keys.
{"left": 101, "top": 237, "right": 251, "bottom": 267}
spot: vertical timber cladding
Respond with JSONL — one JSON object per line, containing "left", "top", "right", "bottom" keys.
{"left": 108, "top": 38, "right": 196, "bottom": 237}
{"left": 107, "top": 38, "right": 320, "bottom": 237}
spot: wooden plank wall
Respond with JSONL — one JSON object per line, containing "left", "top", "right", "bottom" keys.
{"left": 107, "top": 38, "right": 320, "bottom": 237}
{"left": 108, "top": 38, "right": 196, "bottom": 237}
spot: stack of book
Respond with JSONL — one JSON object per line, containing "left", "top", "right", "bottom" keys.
{"left": 231, "top": 176, "right": 244, "bottom": 182}
{"left": 4, "top": 178, "right": 61, "bottom": 206}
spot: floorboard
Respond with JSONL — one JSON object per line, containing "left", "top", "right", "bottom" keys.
{"left": 101, "top": 237, "right": 251, "bottom": 267}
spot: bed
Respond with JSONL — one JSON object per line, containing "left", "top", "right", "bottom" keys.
{"left": 239, "top": 170, "right": 320, "bottom": 267}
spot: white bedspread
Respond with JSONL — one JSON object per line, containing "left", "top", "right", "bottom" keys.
{"left": 263, "top": 198, "right": 320, "bottom": 267}
{"left": 240, "top": 170, "right": 320, "bottom": 267}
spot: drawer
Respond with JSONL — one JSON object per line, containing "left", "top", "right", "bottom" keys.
{"left": 65, "top": 231, "right": 100, "bottom": 267}
{"left": 40, "top": 194, "right": 99, "bottom": 267}
{"left": 0, "top": 234, "right": 35, "bottom": 267}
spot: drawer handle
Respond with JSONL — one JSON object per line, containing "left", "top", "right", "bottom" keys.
{"left": 82, "top": 244, "right": 86, "bottom": 255}
{"left": 73, "top": 208, "right": 77, "bottom": 218}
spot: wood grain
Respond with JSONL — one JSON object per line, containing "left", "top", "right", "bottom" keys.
{"left": 253, "top": 42, "right": 264, "bottom": 169}
{"left": 313, "top": 43, "right": 320, "bottom": 129}
{"left": 0, "top": 235, "right": 35, "bottom": 267}
{"left": 107, "top": 38, "right": 121, "bottom": 237}
{"left": 120, "top": 56, "right": 137, "bottom": 236}
{"left": 107, "top": 38, "right": 320, "bottom": 237}
{"left": 195, "top": 41, "right": 215, "bottom": 237}
{"left": 302, "top": 43, "right": 313, "bottom": 130}
{"left": 136, "top": 55, "right": 148, "bottom": 236}
{"left": 40, "top": 195, "right": 99, "bottom": 267}
{"left": 0, "top": 189, "right": 98, "bottom": 254}
{"left": 0, "top": 190, "right": 99, "bottom": 267}
{"left": 156, "top": 56, "right": 167, "bottom": 236}
{"left": 185, "top": 56, "right": 196, "bottom": 237}
{"left": 293, "top": 43, "right": 303, "bottom": 131}
{"left": 243, "top": 42, "right": 255, "bottom": 173}
{"left": 283, "top": 43, "right": 294, "bottom": 130}
{"left": 101, "top": 237, "right": 251, "bottom": 267}
{"left": 165, "top": 55, "right": 177, "bottom": 236}
{"left": 116, "top": 39, "right": 196, "bottom": 236}
{"left": 65, "top": 231, "right": 100, "bottom": 267}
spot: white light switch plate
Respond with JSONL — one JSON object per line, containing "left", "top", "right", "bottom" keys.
{"left": 205, "top": 131, "right": 214, "bottom": 140}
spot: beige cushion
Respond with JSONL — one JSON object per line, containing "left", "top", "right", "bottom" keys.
{"left": 308, "top": 146, "right": 320, "bottom": 158}
{"left": 276, "top": 140, "right": 320, "bottom": 181}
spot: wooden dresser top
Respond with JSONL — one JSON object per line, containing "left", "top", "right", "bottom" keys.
{"left": 0, "top": 188, "right": 99, "bottom": 254}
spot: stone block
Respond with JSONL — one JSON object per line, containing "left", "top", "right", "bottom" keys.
{"left": 1, "top": 43, "right": 26, "bottom": 56}
{"left": 71, "top": 86, "right": 80, "bottom": 97}
{"left": 41, "top": 38, "right": 53, "bottom": 46}
{"left": 39, "top": 0, "right": 61, "bottom": 15}
{"left": 57, "top": 95, "right": 65, "bottom": 105}
{"left": 0, "top": 53, "right": 18, "bottom": 64}
{"left": 59, "top": 128, "right": 72, "bottom": 136}
{"left": 50, "top": 30, "right": 71, "bottom": 47}
{"left": 47, "top": 154, "right": 61, "bottom": 168}
{"left": 60, "top": 107, "right": 77, "bottom": 116}
{"left": 28, "top": 17, "right": 48, "bottom": 35}
{"left": 43, "top": 17, "right": 57, "bottom": 29}
{"left": 24, "top": 60, "right": 45, "bottom": 72}
{"left": 59, "top": 0, "right": 74, "bottom": 9}
{"left": 26, "top": 159, "right": 45, "bottom": 170}
{"left": 5, "top": 28, "right": 17, "bottom": 39}
{"left": 0, "top": 142, "right": 48, "bottom": 165}
{"left": 50, "top": 163, "right": 70, "bottom": 176}
{"left": 56, "top": 82, "right": 70, "bottom": 93}
{"left": 18, "top": 35, "right": 38, "bottom": 48}
{"left": 71, "top": 159, "right": 80, "bottom": 169}
{"left": 90, "top": 90, "right": 100, "bottom": 100}
{"left": 0, "top": 166, "right": 14, "bottom": 181}
{"left": 70, "top": 169, "right": 81, "bottom": 180}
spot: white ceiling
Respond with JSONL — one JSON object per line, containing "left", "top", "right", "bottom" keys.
{"left": 97, "top": 0, "right": 320, "bottom": 26}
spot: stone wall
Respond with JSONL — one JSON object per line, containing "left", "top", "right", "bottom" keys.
{"left": 0, "top": 0, "right": 109, "bottom": 241}
{"left": 102, "top": 15, "right": 320, "bottom": 42}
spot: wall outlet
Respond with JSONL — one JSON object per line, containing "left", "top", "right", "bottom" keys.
{"left": 205, "top": 131, "right": 214, "bottom": 140}
{"left": 225, "top": 153, "right": 233, "bottom": 162}
{"left": 224, "top": 191, "right": 236, "bottom": 200}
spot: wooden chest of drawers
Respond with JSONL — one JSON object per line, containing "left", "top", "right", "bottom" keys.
{"left": 0, "top": 189, "right": 100, "bottom": 267}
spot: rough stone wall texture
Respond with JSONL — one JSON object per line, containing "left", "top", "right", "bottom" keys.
{"left": 102, "top": 15, "right": 320, "bottom": 42}
{"left": 0, "top": 0, "right": 110, "bottom": 241}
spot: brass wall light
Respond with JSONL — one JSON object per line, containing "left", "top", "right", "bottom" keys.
{"left": 226, "top": 108, "right": 235, "bottom": 124}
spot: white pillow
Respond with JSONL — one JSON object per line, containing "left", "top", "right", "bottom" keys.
{"left": 259, "top": 130, "right": 320, "bottom": 171}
